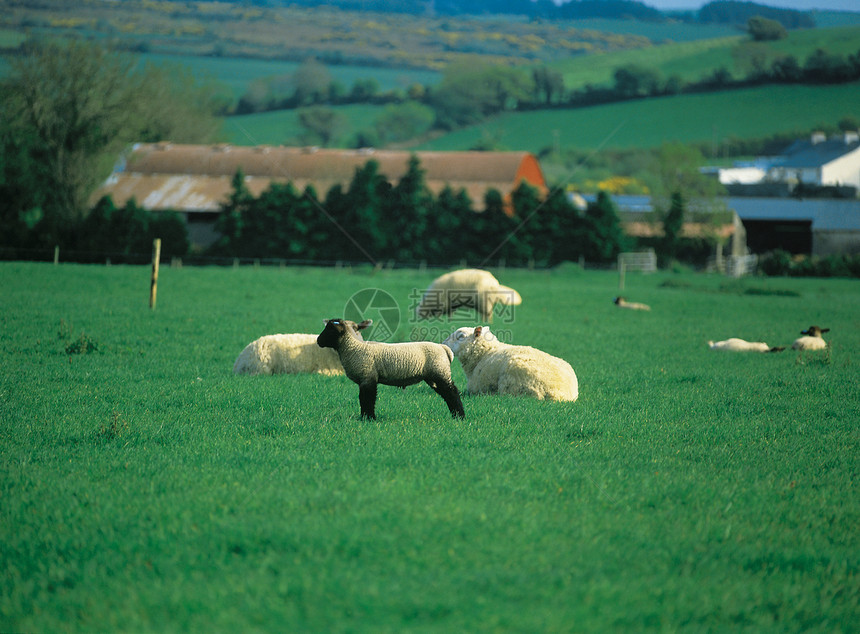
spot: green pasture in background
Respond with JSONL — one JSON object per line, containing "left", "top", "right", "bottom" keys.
{"left": 1, "top": 262, "right": 858, "bottom": 631}
{"left": 414, "top": 82, "right": 860, "bottom": 154}
{"left": 220, "top": 81, "right": 860, "bottom": 152}
{"left": 548, "top": 25, "right": 860, "bottom": 90}
{"left": 140, "top": 53, "right": 442, "bottom": 103}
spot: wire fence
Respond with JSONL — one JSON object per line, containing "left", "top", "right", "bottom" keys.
{"left": 0, "top": 245, "right": 623, "bottom": 272}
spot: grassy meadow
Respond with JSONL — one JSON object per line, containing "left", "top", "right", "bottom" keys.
{"left": 412, "top": 82, "right": 860, "bottom": 154}
{"left": 548, "top": 25, "right": 860, "bottom": 90}
{"left": 1, "top": 261, "right": 859, "bottom": 631}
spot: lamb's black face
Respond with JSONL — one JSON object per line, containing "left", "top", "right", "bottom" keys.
{"left": 317, "top": 319, "right": 344, "bottom": 349}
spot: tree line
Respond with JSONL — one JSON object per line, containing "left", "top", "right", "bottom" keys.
{"left": 240, "top": 0, "right": 815, "bottom": 30}
{"left": 208, "top": 156, "right": 632, "bottom": 268}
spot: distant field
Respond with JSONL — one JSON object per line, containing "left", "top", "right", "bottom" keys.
{"left": 563, "top": 18, "right": 739, "bottom": 42}
{"left": 140, "top": 53, "right": 442, "bottom": 103}
{"left": 2, "top": 262, "right": 858, "bottom": 632}
{"left": 411, "top": 82, "right": 860, "bottom": 155}
{"left": 223, "top": 104, "right": 383, "bottom": 146}
{"left": 549, "top": 25, "right": 860, "bottom": 90}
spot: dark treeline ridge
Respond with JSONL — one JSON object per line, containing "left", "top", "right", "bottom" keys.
{"left": 240, "top": 0, "right": 816, "bottom": 29}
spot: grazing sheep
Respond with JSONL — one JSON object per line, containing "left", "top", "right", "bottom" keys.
{"left": 233, "top": 322, "right": 369, "bottom": 376}
{"left": 317, "top": 318, "right": 465, "bottom": 420}
{"left": 708, "top": 338, "right": 784, "bottom": 353}
{"left": 415, "top": 269, "right": 522, "bottom": 322}
{"left": 443, "top": 326, "right": 578, "bottom": 402}
{"left": 792, "top": 325, "right": 830, "bottom": 351}
{"left": 614, "top": 296, "right": 651, "bottom": 311}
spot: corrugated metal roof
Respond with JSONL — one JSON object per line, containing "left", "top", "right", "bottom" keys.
{"left": 579, "top": 193, "right": 860, "bottom": 232}
{"left": 728, "top": 197, "right": 860, "bottom": 230}
{"left": 91, "top": 143, "right": 547, "bottom": 213}
{"left": 776, "top": 134, "right": 860, "bottom": 169}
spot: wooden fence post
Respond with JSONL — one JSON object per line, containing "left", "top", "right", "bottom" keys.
{"left": 150, "top": 238, "right": 161, "bottom": 310}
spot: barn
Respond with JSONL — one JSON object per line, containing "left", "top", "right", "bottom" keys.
{"left": 91, "top": 143, "right": 548, "bottom": 250}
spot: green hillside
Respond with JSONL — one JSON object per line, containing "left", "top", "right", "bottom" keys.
{"left": 409, "top": 83, "right": 860, "bottom": 154}
{"left": 219, "top": 80, "right": 860, "bottom": 158}
{"left": 223, "top": 104, "right": 383, "bottom": 147}
{"left": 550, "top": 25, "right": 860, "bottom": 90}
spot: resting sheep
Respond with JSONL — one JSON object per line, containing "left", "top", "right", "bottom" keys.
{"left": 614, "top": 296, "right": 651, "bottom": 311}
{"left": 792, "top": 325, "right": 829, "bottom": 351}
{"left": 442, "top": 326, "right": 578, "bottom": 402}
{"left": 415, "top": 269, "right": 522, "bottom": 322}
{"left": 233, "top": 322, "right": 369, "bottom": 376}
{"left": 708, "top": 338, "right": 784, "bottom": 353}
{"left": 317, "top": 318, "right": 465, "bottom": 420}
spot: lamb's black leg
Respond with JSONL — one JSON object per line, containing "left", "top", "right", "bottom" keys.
{"left": 359, "top": 382, "right": 377, "bottom": 419}
{"left": 429, "top": 378, "right": 465, "bottom": 419}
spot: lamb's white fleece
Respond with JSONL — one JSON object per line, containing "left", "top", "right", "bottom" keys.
{"left": 792, "top": 326, "right": 829, "bottom": 351}
{"left": 415, "top": 269, "right": 522, "bottom": 322}
{"left": 233, "top": 333, "right": 344, "bottom": 376}
{"left": 614, "top": 297, "right": 651, "bottom": 311}
{"left": 443, "top": 326, "right": 578, "bottom": 402}
{"left": 708, "top": 338, "right": 774, "bottom": 352}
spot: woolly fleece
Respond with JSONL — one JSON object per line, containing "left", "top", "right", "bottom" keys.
{"left": 792, "top": 326, "right": 829, "bottom": 350}
{"left": 233, "top": 333, "right": 344, "bottom": 376}
{"left": 708, "top": 338, "right": 774, "bottom": 352}
{"left": 443, "top": 326, "right": 578, "bottom": 402}
{"left": 415, "top": 269, "right": 522, "bottom": 322}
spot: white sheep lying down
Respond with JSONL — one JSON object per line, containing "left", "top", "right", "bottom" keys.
{"left": 708, "top": 338, "right": 784, "bottom": 353}
{"left": 792, "top": 325, "right": 829, "bottom": 350}
{"left": 234, "top": 322, "right": 369, "bottom": 375}
{"left": 317, "top": 318, "right": 465, "bottom": 420}
{"left": 443, "top": 326, "right": 578, "bottom": 402}
{"left": 614, "top": 296, "right": 651, "bottom": 311}
{"left": 415, "top": 268, "right": 522, "bottom": 322}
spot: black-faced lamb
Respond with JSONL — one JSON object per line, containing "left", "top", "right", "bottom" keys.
{"left": 792, "top": 325, "right": 829, "bottom": 351}
{"left": 442, "top": 326, "right": 578, "bottom": 402}
{"left": 415, "top": 269, "right": 522, "bottom": 323}
{"left": 234, "top": 322, "right": 369, "bottom": 376}
{"left": 614, "top": 296, "right": 651, "bottom": 311}
{"left": 317, "top": 318, "right": 465, "bottom": 420}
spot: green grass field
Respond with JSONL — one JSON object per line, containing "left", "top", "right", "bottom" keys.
{"left": 222, "top": 104, "right": 384, "bottom": 147}
{"left": 140, "top": 53, "right": 442, "bottom": 103}
{"left": 548, "top": 25, "right": 860, "bottom": 90}
{"left": 412, "top": 82, "right": 860, "bottom": 154}
{"left": 219, "top": 81, "right": 860, "bottom": 152}
{"left": 1, "top": 262, "right": 858, "bottom": 631}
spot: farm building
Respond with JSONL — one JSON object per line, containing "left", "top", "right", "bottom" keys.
{"left": 730, "top": 197, "right": 860, "bottom": 256}
{"left": 91, "top": 143, "right": 548, "bottom": 249}
{"left": 768, "top": 131, "right": 860, "bottom": 190}
{"left": 585, "top": 194, "right": 860, "bottom": 257}
{"left": 705, "top": 131, "right": 860, "bottom": 196}
{"left": 578, "top": 194, "right": 747, "bottom": 257}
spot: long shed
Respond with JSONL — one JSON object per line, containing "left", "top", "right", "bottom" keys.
{"left": 91, "top": 143, "right": 547, "bottom": 249}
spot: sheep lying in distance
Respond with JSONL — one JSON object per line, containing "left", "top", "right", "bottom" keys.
{"left": 317, "top": 318, "right": 465, "bottom": 420}
{"left": 614, "top": 296, "right": 651, "bottom": 311}
{"left": 708, "top": 338, "right": 784, "bottom": 353}
{"left": 443, "top": 326, "right": 578, "bottom": 402}
{"left": 234, "top": 322, "right": 369, "bottom": 376}
{"left": 792, "top": 325, "right": 830, "bottom": 351}
{"left": 415, "top": 269, "right": 522, "bottom": 323}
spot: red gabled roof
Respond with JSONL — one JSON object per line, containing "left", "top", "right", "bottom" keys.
{"left": 92, "top": 143, "right": 547, "bottom": 214}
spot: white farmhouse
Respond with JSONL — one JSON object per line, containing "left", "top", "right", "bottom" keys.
{"left": 767, "top": 131, "right": 860, "bottom": 189}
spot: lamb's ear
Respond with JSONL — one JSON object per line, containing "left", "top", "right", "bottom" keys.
{"left": 822, "top": 328, "right": 830, "bottom": 333}
{"left": 474, "top": 326, "right": 482, "bottom": 338}
{"left": 357, "top": 319, "right": 373, "bottom": 330}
